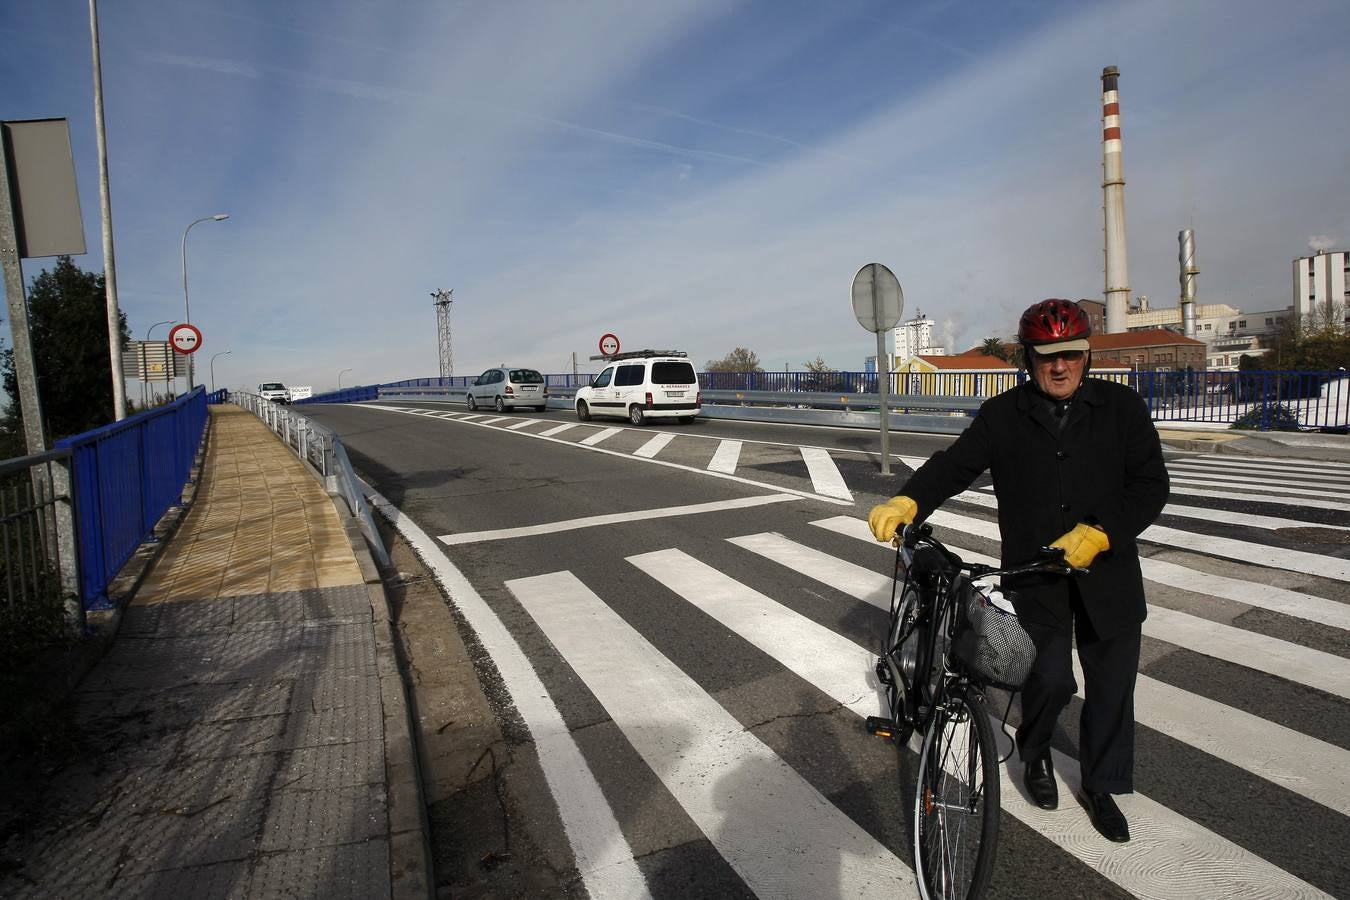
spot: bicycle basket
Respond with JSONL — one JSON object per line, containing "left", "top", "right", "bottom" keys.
{"left": 952, "top": 581, "right": 1036, "bottom": 690}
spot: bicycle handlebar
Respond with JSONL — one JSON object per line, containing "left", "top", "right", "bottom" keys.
{"left": 897, "top": 521, "right": 1089, "bottom": 579}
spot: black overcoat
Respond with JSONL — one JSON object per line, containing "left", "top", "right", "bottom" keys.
{"left": 899, "top": 377, "right": 1169, "bottom": 638}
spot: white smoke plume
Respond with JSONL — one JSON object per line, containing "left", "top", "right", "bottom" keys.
{"left": 1309, "top": 235, "right": 1340, "bottom": 252}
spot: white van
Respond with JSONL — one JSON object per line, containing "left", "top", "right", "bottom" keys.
{"left": 574, "top": 351, "right": 700, "bottom": 425}
{"left": 258, "top": 382, "right": 289, "bottom": 403}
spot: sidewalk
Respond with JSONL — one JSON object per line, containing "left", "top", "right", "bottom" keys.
{"left": 1157, "top": 425, "right": 1350, "bottom": 463}
{"left": 0, "top": 405, "right": 429, "bottom": 899}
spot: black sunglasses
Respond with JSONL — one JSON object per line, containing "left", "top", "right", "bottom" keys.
{"left": 1033, "top": 350, "right": 1087, "bottom": 364}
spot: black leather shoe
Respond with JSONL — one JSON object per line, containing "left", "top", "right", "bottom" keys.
{"left": 1083, "top": 791, "right": 1130, "bottom": 843}
{"left": 1023, "top": 756, "right": 1058, "bottom": 810}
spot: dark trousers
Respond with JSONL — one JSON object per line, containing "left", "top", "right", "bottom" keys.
{"left": 1015, "top": 597, "right": 1142, "bottom": 794}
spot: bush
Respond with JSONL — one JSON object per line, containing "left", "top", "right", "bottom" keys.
{"left": 1232, "top": 403, "right": 1300, "bottom": 431}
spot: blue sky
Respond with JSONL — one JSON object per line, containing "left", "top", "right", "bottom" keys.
{"left": 3, "top": 0, "right": 1348, "bottom": 392}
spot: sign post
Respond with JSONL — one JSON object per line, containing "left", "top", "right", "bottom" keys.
{"left": 851, "top": 263, "right": 904, "bottom": 475}
{"left": 168, "top": 323, "right": 202, "bottom": 395}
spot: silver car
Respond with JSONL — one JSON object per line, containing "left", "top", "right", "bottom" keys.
{"left": 467, "top": 367, "right": 548, "bottom": 412}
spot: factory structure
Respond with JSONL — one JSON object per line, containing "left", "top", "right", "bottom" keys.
{"left": 876, "top": 65, "right": 1343, "bottom": 376}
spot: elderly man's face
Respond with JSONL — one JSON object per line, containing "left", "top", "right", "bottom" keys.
{"left": 1031, "top": 349, "right": 1087, "bottom": 401}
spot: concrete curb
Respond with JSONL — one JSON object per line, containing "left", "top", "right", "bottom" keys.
{"left": 277, "top": 422, "right": 435, "bottom": 900}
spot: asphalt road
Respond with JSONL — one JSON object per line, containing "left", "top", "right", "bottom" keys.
{"left": 304, "top": 400, "right": 1349, "bottom": 900}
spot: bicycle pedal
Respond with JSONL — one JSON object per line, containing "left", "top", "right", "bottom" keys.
{"left": 865, "top": 716, "right": 897, "bottom": 739}
{"left": 874, "top": 660, "right": 893, "bottom": 686}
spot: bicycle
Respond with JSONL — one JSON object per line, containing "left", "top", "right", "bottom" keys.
{"left": 866, "top": 522, "right": 1083, "bottom": 900}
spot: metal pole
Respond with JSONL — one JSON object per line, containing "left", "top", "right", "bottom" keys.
{"left": 210, "top": 350, "right": 230, "bottom": 393}
{"left": 89, "top": 0, "right": 128, "bottom": 420}
{"left": 144, "top": 319, "right": 174, "bottom": 408}
{"left": 0, "top": 133, "right": 48, "bottom": 455}
{"left": 339, "top": 368, "right": 352, "bottom": 390}
{"left": 181, "top": 214, "right": 228, "bottom": 390}
{"left": 875, "top": 278, "right": 891, "bottom": 476}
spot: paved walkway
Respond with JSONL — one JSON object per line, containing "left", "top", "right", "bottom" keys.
{"left": 0, "top": 405, "right": 428, "bottom": 899}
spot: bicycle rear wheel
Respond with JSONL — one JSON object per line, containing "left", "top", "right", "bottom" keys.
{"left": 913, "top": 689, "right": 999, "bottom": 900}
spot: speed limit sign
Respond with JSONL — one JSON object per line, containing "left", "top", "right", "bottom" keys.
{"left": 599, "top": 333, "right": 620, "bottom": 356}
{"left": 169, "top": 323, "right": 203, "bottom": 354}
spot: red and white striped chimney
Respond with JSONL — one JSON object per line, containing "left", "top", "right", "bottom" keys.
{"left": 1101, "top": 65, "right": 1130, "bottom": 334}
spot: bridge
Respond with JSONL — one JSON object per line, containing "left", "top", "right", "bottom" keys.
{"left": 1, "top": 380, "right": 1347, "bottom": 898}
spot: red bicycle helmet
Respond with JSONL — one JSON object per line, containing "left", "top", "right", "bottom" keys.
{"left": 1017, "top": 299, "right": 1091, "bottom": 349}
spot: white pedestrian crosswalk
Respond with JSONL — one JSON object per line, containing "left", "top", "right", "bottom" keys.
{"left": 363, "top": 402, "right": 1349, "bottom": 898}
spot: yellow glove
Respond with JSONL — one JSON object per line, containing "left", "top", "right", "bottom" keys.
{"left": 1050, "top": 522, "right": 1110, "bottom": 569}
{"left": 868, "top": 496, "right": 918, "bottom": 543}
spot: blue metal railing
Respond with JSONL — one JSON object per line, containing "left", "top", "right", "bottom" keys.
{"left": 55, "top": 387, "right": 209, "bottom": 610}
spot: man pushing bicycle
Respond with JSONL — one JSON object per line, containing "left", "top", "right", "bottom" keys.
{"left": 868, "top": 299, "right": 1169, "bottom": 843}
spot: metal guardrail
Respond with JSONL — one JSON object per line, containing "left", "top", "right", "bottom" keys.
{"left": 300, "top": 369, "right": 1349, "bottom": 432}
{"left": 233, "top": 393, "right": 390, "bottom": 569}
{"left": 0, "top": 448, "right": 81, "bottom": 637}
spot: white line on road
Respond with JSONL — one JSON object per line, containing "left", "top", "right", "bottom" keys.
{"left": 1167, "top": 483, "right": 1350, "bottom": 513}
{"left": 737, "top": 528, "right": 1350, "bottom": 816}
{"left": 580, "top": 427, "right": 624, "bottom": 446}
{"left": 708, "top": 440, "right": 742, "bottom": 474}
{"left": 539, "top": 422, "right": 579, "bottom": 436}
{"left": 363, "top": 488, "right": 650, "bottom": 900}
{"left": 438, "top": 494, "right": 802, "bottom": 545}
{"left": 800, "top": 447, "right": 852, "bottom": 500}
{"left": 480, "top": 416, "right": 511, "bottom": 425}
{"left": 508, "top": 568, "right": 912, "bottom": 897}
{"left": 634, "top": 432, "right": 676, "bottom": 459}
{"left": 507, "top": 419, "right": 536, "bottom": 430}
{"left": 625, "top": 542, "right": 1327, "bottom": 899}
{"left": 1162, "top": 468, "right": 1350, "bottom": 495}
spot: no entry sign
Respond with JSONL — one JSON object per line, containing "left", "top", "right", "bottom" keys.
{"left": 169, "top": 323, "right": 202, "bottom": 354}
{"left": 599, "top": 333, "right": 620, "bottom": 356}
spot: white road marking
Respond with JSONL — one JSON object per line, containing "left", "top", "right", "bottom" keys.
{"left": 507, "top": 419, "right": 536, "bottom": 430}
{"left": 1167, "top": 483, "right": 1350, "bottom": 513}
{"left": 1168, "top": 461, "right": 1350, "bottom": 483}
{"left": 741, "top": 528, "right": 1350, "bottom": 816}
{"left": 1142, "top": 522, "right": 1350, "bottom": 582}
{"left": 539, "top": 422, "right": 579, "bottom": 436}
{"left": 707, "top": 440, "right": 742, "bottom": 474}
{"left": 480, "top": 416, "right": 511, "bottom": 425}
{"left": 1161, "top": 468, "right": 1350, "bottom": 495}
{"left": 800, "top": 447, "right": 852, "bottom": 500}
{"left": 916, "top": 510, "right": 1350, "bottom": 696}
{"left": 820, "top": 511, "right": 1350, "bottom": 630}
{"left": 634, "top": 432, "right": 676, "bottom": 458}
{"left": 625, "top": 543, "right": 1327, "bottom": 899}
{"left": 363, "top": 488, "right": 650, "bottom": 900}
{"left": 963, "top": 488, "right": 1349, "bottom": 532}
{"left": 1178, "top": 455, "right": 1350, "bottom": 472}
{"left": 507, "top": 569, "right": 912, "bottom": 897}
{"left": 438, "top": 494, "right": 802, "bottom": 545}
{"left": 369, "top": 406, "right": 853, "bottom": 506}
{"left": 459, "top": 414, "right": 487, "bottom": 422}
{"left": 580, "top": 427, "right": 624, "bottom": 446}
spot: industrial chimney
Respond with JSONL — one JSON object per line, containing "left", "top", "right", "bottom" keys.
{"left": 1179, "top": 230, "right": 1198, "bottom": 337}
{"left": 1101, "top": 66, "right": 1130, "bottom": 334}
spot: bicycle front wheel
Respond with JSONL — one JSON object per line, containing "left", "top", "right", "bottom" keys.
{"left": 912, "top": 689, "right": 999, "bottom": 900}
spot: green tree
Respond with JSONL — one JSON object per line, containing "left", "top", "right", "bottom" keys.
{"left": 980, "top": 337, "right": 1008, "bottom": 361}
{"left": 801, "top": 355, "right": 847, "bottom": 391}
{"left": 1, "top": 256, "right": 130, "bottom": 446}
{"left": 705, "top": 347, "right": 763, "bottom": 372}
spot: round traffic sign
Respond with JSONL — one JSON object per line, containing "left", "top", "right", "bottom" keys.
{"left": 851, "top": 263, "right": 904, "bottom": 334}
{"left": 169, "top": 323, "right": 203, "bottom": 354}
{"left": 599, "top": 333, "right": 620, "bottom": 356}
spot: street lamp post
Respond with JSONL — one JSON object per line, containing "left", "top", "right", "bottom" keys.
{"left": 338, "top": 368, "right": 352, "bottom": 390}
{"left": 143, "top": 319, "right": 175, "bottom": 407}
{"left": 181, "top": 213, "right": 229, "bottom": 390}
{"left": 210, "top": 350, "right": 231, "bottom": 394}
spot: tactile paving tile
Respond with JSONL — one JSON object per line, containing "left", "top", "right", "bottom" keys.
{"left": 282, "top": 702, "right": 383, "bottom": 750}
{"left": 278, "top": 740, "right": 384, "bottom": 792}
{"left": 245, "top": 838, "right": 390, "bottom": 899}
{"left": 287, "top": 669, "right": 383, "bottom": 713}
{"left": 2, "top": 858, "right": 254, "bottom": 900}
{"left": 258, "top": 783, "right": 387, "bottom": 852}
